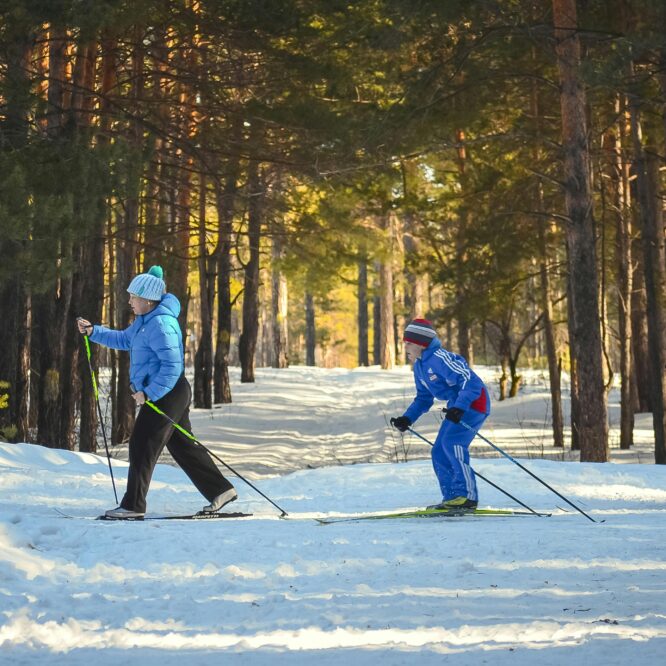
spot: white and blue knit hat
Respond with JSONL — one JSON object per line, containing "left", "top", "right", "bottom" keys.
{"left": 127, "top": 265, "right": 166, "bottom": 301}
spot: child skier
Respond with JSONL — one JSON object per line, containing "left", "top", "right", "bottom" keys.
{"left": 77, "top": 265, "right": 236, "bottom": 519}
{"left": 390, "top": 319, "right": 490, "bottom": 510}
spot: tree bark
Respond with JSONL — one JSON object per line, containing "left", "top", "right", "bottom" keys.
{"left": 270, "top": 232, "right": 289, "bottom": 368}
{"left": 46, "top": 25, "right": 66, "bottom": 139}
{"left": 455, "top": 129, "right": 473, "bottom": 363}
{"left": 194, "top": 173, "right": 214, "bottom": 408}
{"left": 305, "top": 291, "right": 316, "bottom": 366}
{"left": 553, "top": 0, "right": 608, "bottom": 461}
{"left": 628, "top": 94, "right": 666, "bottom": 464}
{"left": 0, "top": 279, "right": 30, "bottom": 442}
{"left": 239, "top": 160, "right": 262, "bottom": 383}
{"left": 631, "top": 250, "right": 651, "bottom": 412}
{"left": 373, "top": 282, "right": 381, "bottom": 366}
{"left": 357, "top": 260, "right": 369, "bottom": 367}
{"left": 604, "top": 112, "right": 634, "bottom": 449}
{"left": 71, "top": 35, "right": 104, "bottom": 454}
{"left": 378, "top": 213, "right": 396, "bottom": 370}
{"left": 35, "top": 257, "right": 75, "bottom": 449}
{"left": 213, "top": 158, "right": 239, "bottom": 403}
{"left": 531, "top": 64, "right": 565, "bottom": 448}
{"left": 0, "top": 26, "right": 33, "bottom": 441}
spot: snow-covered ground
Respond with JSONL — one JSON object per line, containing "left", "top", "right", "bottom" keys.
{"left": 1, "top": 366, "right": 665, "bottom": 664}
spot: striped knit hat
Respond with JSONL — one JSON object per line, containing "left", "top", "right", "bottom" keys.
{"left": 403, "top": 318, "right": 437, "bottom": 348}
{"left": 127, "top": 265, "right": 166, "bottom": 301}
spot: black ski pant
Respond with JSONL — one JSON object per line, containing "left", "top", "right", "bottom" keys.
{"left": 120, "top": 374, "right": 234, "bottom": 513}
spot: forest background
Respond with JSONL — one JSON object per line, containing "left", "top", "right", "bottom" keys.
{"left": 0, "top": 0, "right": 665, "bottom": 465}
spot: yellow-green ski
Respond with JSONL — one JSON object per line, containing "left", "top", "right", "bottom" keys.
{"left": 316, "top": 507, "right": 551, "bottom": 524}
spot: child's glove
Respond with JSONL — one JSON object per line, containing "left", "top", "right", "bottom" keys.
{"left": 390, "top": 416, "right": 411, "bottom": 432}
{"left": 444, "top": 407, "right": 465, "bottom": 423}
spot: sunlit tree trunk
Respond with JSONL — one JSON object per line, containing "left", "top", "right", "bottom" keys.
{"left": 379, "top": 213, "right": 396, "bottom": 370}
{"left": 239, "top": 160, "right": 262, "bottom": 383}
{"left": 531, "top": 65, "right": 564, "bottom": 448}
{"left": 194, "top": 173, "right": 214, "bottom": 408}
{"left": 357, "top": 260, "right": 369, "bottom": 367}
{"left": 270, "top": 233, "right": 289, "bottom": 368}
{"left": 553, "top": 0, "right": 608, "bottom": 461}
{"left": 213, "top": 157, "right": 239, "bottom": 404}
{"left": 603, "top": 107, "right": 634, "bottom": 449}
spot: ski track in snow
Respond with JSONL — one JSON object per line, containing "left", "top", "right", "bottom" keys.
{"left": 1, "top": 366, "right": 666, "bottom": 665}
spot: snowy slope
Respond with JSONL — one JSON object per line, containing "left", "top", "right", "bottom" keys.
{"left": 1, "top": 366, "right": 665, "bottom": 665}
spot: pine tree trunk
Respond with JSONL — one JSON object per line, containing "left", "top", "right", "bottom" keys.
{"left": 97, "top": 37, "right": 118, "bottom": 448}
{"left": 604, "top": 113, "right": 634, "bottom": 449}
{"left": 33, "top": 25, "right": 75, "bottom": 449}
{"left": 114, "top": 232, "right": 137, "bottom": 444}
{"left": 170, "top": 153, "right": 193, "bottom": 333}
{"left": 213, "top": 162, "right": 238, "bottom": 404}
{"left": 271, "top": 233, "right": 289, "bottom": 368}
{"left": 553, "top": 0, "right": 608, "bottom": 461}
{"left": 0, "top": 279, "right": 30, "bottom": 442}
{"left": 0, "top": 26, "right": 32, "bottom": 442}
{"left": 538, "top": 219, "right": 564, "bottom": 447}
{"left": 305, "top": 292, "right": 316, "bottom": 366}
{"left": 46, "top": 25, "right": 66, "bottom": 139}
{"left": 78, "top": 235, "right": 105, "bottom": 453}
{"left": 379, "top": 213, "right": 396, "bottom": 370}
{"left": 72, "top": 36, "right": 103, "bottom": 453}
{"left": 194, "top": 173, "right": 214, "bottom": 408}
{"left": 531, "top": 66, "right": 564, "bottom": 448}
{"left": 379, "top": 255, "right": 395, "bottom": 370}
{"left": 373, "top": 282, "right": 381, "bottom": 365}
{"left": 455, "top": 130, "right": 473, "bottom": 363}
{"left": 628, "top": 95, "right": 666, "bottom": 464}
{"left": 35, "top": 261, "right": 75, "bottom": 449}
{"left": 239, "top": 160, "right": 262, "bottom": 383}
{"left": 631, "top": 253, "right": 651, "bottom": 412}
{"left": 357, "top": 260, "right": 369, "bottom": 367}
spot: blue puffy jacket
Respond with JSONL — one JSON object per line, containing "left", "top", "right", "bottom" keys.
{"left": 404, "top": 337, "right": 490, "bottom": 425}
{"left": 90, "top": 293, "right": 184, "bottom": 401}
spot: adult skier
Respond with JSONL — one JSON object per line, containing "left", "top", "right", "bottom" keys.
{"left": 77, "top": 265, "right": 237, "bottom": 519}
{"left": 390, "top": 319, "right": 490, "bottom": 510}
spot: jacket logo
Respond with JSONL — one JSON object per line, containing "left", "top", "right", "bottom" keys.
{"left": 429, "top": 373, "right": 437, "bottom": 381}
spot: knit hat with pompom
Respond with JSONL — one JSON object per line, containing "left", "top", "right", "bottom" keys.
{"left": 127, "top": 265, "right": 166, "bottom": 301}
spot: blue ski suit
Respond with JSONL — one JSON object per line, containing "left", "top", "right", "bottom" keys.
{"left": 403, "top": 338, "right": 490, "bottom": 502}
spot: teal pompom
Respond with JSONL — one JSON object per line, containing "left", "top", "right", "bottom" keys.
{"left": 148, "top": 265, "right": 164, "bottom": 279}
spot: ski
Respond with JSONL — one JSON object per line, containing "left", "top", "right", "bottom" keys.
{"left": 97, "top": 511, "right": 253, "bottom": 521}
{"left": 53, "top": 508, "right": 252, "bottom": 521}
{"left": 316, "top": 507, "right": 551, "bottom": 524}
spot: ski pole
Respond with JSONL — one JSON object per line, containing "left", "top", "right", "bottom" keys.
{"left": 406, "top": 426, "right": 542, "bottom": 516}
{"left": 144, "top": 399, "right": 288, "bottom": 517}
{"left": 79, "top": 326, "right": 118, "bottom": 504}
{"left": 442, "top": 410, "right": 597, "bottom": 523}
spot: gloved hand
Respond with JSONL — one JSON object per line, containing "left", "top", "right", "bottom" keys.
{"left": 444, "top": 407, "right": 465, "bottom": 424}
{"left": 390, "top": 416, "right": 411, "bottom": 432}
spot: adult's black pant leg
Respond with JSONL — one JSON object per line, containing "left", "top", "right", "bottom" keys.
{"left": 165, "top": 398, "right": 235, "bottom": 501}
{"left": 121, "top": 405, "right": 173, "bottom": 513}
